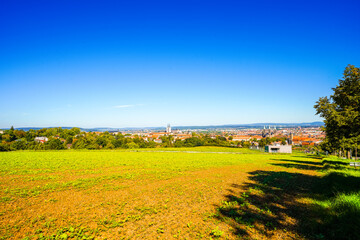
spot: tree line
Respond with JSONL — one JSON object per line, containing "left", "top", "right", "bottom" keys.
{"left": 0, "top": 126, "right": 287, "bottom": 151}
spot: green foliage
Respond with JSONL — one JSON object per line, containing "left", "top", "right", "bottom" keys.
{"left": 315, "top": 64, "right": 360, "bottom": 156}
{"left": 46, "top": 139, "right": 65, "bottom": 150}
{"left": 125, "top": 142, "right": 139, "bottom": 149}
{"left": 0, "top": 126, "right": 252, "bottom": 151}
{"left": 210, "top": 227, "right": 224, "bottom": 238}
{"left": 10, "top": 139, "right": 27, "bottom": 150}
{"left": 0, "top": 143, "right": 10, "bottom": 152}
{"left": 65, "top": 136, "right": 73, "bottom": 145}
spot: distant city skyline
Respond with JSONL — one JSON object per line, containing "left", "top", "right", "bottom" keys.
{"left": 1, "top": 121, "right": 324, "bottom": 131}
{"left": 1, "top": 0, "right": 359, "bottom": 128}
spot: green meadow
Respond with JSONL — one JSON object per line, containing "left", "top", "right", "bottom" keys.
{"left": 0, "top": 147, "right": 359, "bottom": 239}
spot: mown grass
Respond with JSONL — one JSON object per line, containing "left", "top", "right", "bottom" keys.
{"left": 134, "top": 146, "right": 259, "bottom": 153}
{"left": 0, "top": 148, "right": 359, "bottom": 239}
{"left": 312, "top": 158, "right": 360, "bottom": 240}
{"left": 214, "top": 154, "right": 360, "bottom": 239}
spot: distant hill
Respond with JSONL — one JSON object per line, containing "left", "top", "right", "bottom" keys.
{"left": 169, "top": 122, "right": 324, "bottom": 130}
{"left": 3, "top": 122, "right": 324, "bottom": 132}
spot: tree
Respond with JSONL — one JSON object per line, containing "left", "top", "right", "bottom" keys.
{"left": 0, "top": 143, "right": 10, "bottom": 151}
{"left": 160, "top": 135, "right": 174, "bottom": 147}
{"left": 65, "top": 136, "right": 73, "bottom": 145}
{"left": 314, "top": 64, "right": 360, "bottom": 157}
{"left": 11, "top": 139, "right": 27, "bottom": 150}
{"left": 72, "top": 138, "right": 87, "bottom": 149}
{"left": 174, "top": 139, "right": 184, "bottom": 147}
{"left": 125, "top": 142, "right": 139, "bottom": 149}
{"left": 45, "top": 139, "right": 65, "bottom": 150}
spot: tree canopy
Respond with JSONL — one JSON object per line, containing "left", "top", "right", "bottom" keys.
{"left": 314, "top": 64, "right": 360, "bottom": 157}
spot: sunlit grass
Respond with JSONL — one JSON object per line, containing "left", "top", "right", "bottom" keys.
{"left": 2, "top": 149, "right": 357, "bottom": 239}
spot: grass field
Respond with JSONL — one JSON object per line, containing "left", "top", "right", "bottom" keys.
{"left": 0, "top": 147, "right": 359, "bottom": 239}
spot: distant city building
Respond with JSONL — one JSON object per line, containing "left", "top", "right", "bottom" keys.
{"left": 231, "top": 135, "right": 251, "bottom": 141}
{"left": 154, "top": 139, "right": 162, "bottom": 144}
{"left": 34, "top": 137, "right": 49, "bottom": 143}
{"left": 265, "top": 144, "right": 292, "bottom": 153}
{"left": 287, "top": 132, "right": 294, "bottom": 145}
{"left": 261, "top": 126, "right": 276, "bottom": 138}
{"left": 166, "top": 124, "right": 171, "bottom": 133}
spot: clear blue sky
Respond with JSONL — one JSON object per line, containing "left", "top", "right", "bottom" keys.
{"left": 1, "top": 0, "right": 359, "bottom": 128}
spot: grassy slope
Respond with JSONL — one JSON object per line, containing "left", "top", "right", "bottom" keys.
{"left": 0, "top": 148, "right": 359, "bottom": 239}
{"left": 133, "top": 146, "right": 258, "bottom": 153}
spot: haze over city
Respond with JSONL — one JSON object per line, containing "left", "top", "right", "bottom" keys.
{"left": 1, "top": 0, "right": 359, "bottom": 128}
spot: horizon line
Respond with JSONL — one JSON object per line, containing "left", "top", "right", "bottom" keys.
{"left": 1, "top": 121, "right": 324, "bottom": 130}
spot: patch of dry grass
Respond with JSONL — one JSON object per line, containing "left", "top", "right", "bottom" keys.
{"left": 0, "top": 149, "right": 323, "bottom": 239}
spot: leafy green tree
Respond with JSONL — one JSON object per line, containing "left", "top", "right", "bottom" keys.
{"left": 25, "top": 130, "right": 36, "bottom": 142}
{"left": 160, "top": 135, "right": 174, "bottom": 147}
{"left": 0, "top": 143, "right": 11, "bottom": 151}
{"left": 174, "top": 139, "right": 184, "bottom": 147}
{"left": 65, "top": 136, "right": 73, "bottom": 145}
{"left": 111, "top": 139, "right": 123, "bottom": 148}
{"left": 1, "top": 134, "right": 12, "bottom": 142}
{"left": 10, "top": 139, "right": 27, "bottom": 150}
{"left": 95, "top": 136, "right": 107, "bottom": 147}
{"left": 314, "top": 64, "right": 360, "bottom": 157}
{"left": 46, "top": 139, "right": 65, "bottom": 150}
{"left": 184, "top": 137, "right": 203, "bottom": 147}
{"left": 146, "top": 140, "right": 157, "bottom": 148}
{"left": 72, "top": 127, "right": 81, "bottom": 135}
{"left": 14, "top": 130, "right": 26, "bottom": 139}
{"left": 72, "top": 138, "right": 87, "bottom": 149}
{"left": 126, "top": 142, "right": 139, "bottom": 149}
{"left": 241, "top": 140, "right": 250, "bottom": 148}
{"left": 104, "top": 142, "right": 115, "bottom": 149}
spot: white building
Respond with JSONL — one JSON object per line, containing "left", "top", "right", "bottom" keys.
{"left": 265, "top": 144, "right": 292, "bottom": 153}
{"left": 154, "top": 139, "right": 162, "bottom": 143}
{"left": 34, "top": 137, "right": 49, "bottom": 143}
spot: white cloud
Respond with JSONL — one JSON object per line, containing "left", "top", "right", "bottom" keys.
{"left": 113, "top": 104, "right": 135, "bottom": 108}
{"left": 113, "top": 104, "right": 145, "bottom": 109}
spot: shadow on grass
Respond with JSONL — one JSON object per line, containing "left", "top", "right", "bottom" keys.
{"left": 294, "top": 154, "right": 324, "bottom": 160}
{"left": 271, "top": 162, "right": 323, "bottom": 170}
{"left": 274, "top": 158, "right": 324, "bottom": 166}
{"left": 269, "top": 157, "right": 349, "bottom": 171}
{"left": 214, "top": 159, "right": 360, "bottom": 239}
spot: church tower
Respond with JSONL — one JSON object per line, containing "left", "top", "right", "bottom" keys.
{"left": 166, "top": 124, "right": 171, "bottom": 133}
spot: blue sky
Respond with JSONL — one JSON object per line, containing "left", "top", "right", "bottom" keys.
{"left": 1, "top": 0, "right": 359, "bottom": 128}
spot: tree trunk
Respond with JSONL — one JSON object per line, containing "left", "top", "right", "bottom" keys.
{"left": 356, "top": 147, "right": 358, "bottom": 161}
